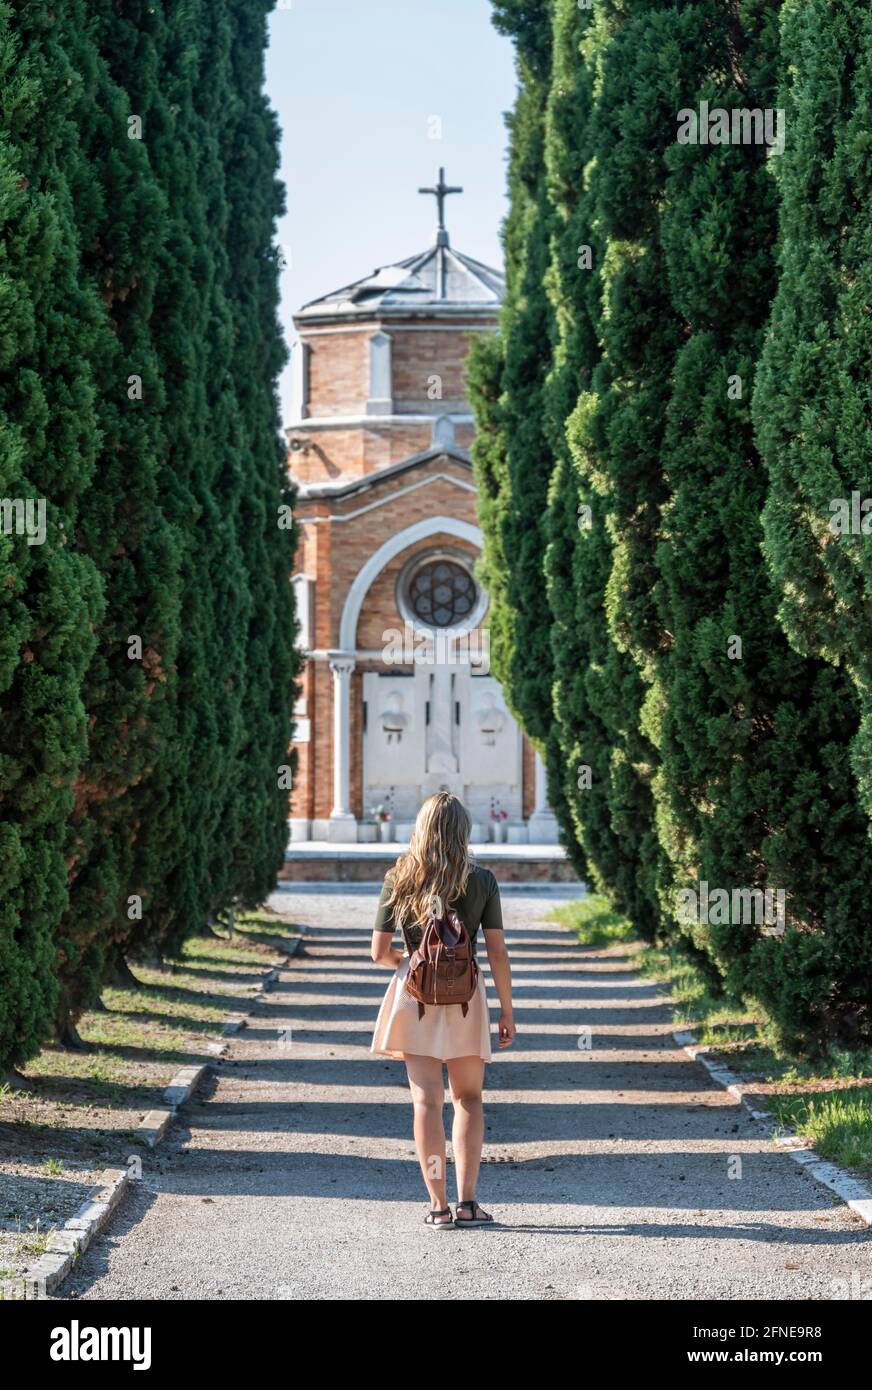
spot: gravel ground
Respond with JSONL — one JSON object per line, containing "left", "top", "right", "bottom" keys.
{"left": 59, "top": 889, "right": 870, "bottom": 1301}
{"left": 0, "top": 926, "right": 287, "bottom": 1294}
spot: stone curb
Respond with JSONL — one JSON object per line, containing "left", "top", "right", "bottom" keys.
{"left": 673, "top": 1028, "right": 872, "bottom": 1227}
{"left": 163, "top": 1063, "right": 208, "bottom": 1108}
{"left": 134, "top": 1058, "right": 213, "bottom": 1147}
{"left": 13, "top": 1166, "right": 129, "bottom": 1299}
{"left": 12, "top": 930, "right": 306, "bottom": 1300}
{"left": 136, "top": 1107, "right": 173, "bottom": 1148}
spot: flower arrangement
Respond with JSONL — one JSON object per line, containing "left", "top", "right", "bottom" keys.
{"left": 370, "top": 804, "right": 391, "bottom": 823}
{"left": 490, "top": 806, "right": 508, "bottom": 822}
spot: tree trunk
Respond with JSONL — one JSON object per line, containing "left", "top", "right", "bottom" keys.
{"left": 3, "top": 1069, "right": 36, "bottom": 1092}
{"left": 108, "top": 947, "right": 140, "bottom": 989}
{"left": 57, "top": 1018, "right": 88, "bottom": 1050}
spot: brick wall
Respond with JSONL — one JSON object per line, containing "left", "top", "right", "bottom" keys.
{"left": 287, "top": 316, "right": 487, "bottom": 486}
{"left": 391, "top": 327, "right": 479, "bottom": 409}
{"left": 306, "top": 330, "right": 371, "bottom": 416}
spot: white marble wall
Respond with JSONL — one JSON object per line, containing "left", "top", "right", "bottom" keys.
{"left": 362, "top": 665, "right": 522, "bottom": 826}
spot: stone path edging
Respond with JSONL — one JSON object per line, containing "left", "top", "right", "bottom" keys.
{"left": 9, "top": 929, "right": 305, "bottom": 1300}
{"left": 673, "top": 1028, "right": 872, "bottom": 1227}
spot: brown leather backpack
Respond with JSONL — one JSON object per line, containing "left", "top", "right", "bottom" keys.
{"left": 404, "top": 896, "right": 479, "bottom": 1019}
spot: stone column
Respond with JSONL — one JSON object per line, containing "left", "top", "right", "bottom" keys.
{"left": 327, "top": 653, "right": 358, "bottom": 842}
{"left": 528, "top": 748, "right": 560, "bottom": 844}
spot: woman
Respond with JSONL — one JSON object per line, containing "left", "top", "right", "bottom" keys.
{"left": 370, "top": 792, "right": 515, "bottom": 1229}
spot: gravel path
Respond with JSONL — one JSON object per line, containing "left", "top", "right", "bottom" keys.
{"left": 61, "top": 889, "right": 869, "bottom": 1301}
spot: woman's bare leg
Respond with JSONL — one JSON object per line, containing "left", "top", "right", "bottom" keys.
{"left": 446, "top": 1055, "right": 486, "bottom": 1217}
{"left": 404, "top": 1053, "right": 450, "bottom": 1222}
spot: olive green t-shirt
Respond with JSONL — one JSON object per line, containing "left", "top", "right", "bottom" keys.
{"left": 373, "top": 862, "right": 503, "bottom": 958}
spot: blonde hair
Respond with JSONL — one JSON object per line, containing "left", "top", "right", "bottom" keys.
{"left": 387, "top": 793, "right": 471, "bottom": 929}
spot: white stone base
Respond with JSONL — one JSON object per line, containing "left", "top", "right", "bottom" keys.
{"left": 281, "top": 839, "right": 571, "bottom": 864}
{"left": 528, "top": 813, "right": 561, "bottom": 845}
{"left": 326, "top": 815, "right": 358, "bottom": 844}
{"left": 292, "top": 816, "right": 562, "bottom": 847}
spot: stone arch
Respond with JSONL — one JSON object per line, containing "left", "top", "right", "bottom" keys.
{"left": 338, "top": 515, "right": 483, "bottom": 651}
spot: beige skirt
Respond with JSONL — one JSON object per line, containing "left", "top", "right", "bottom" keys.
{"left": 371, "top": 954, "right": 493, "bottom": 1062}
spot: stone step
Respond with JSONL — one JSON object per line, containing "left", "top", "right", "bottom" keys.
{"left": 280, "top": 843, "right": 578, "bottom": 884}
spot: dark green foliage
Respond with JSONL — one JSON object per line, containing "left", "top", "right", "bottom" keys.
{"left": 542, "top": 0, "right": 658, "bottom": 926}
{"left": 563, "top": 0, "right": 706, "bottom": 935}
{"left": 484, "top": 0, "right": 872, "bottom": 1049}
{"left": 0, "top": 1, "right": 104, "bottom": 1067}
{"left": 498, "top": 131, "right": 555, "bottom": 745}
{"left": 468, "top": 0, "right": 556, "bottom": 838}
{"left": 219, "top": 0, "right": 300, "bottom": 908}
{"left": 654, "top": 0, "right": 872, "bottom": 1048}
{"left": 467, "top": 333, "right": 513, "bottom": 704}
{"left": 54, "top": 0, "right": 182, "bottom": 1026}
{"left": 126, "top": 0, "right": 232, "bottom": 957}
{"left": 753, "top": 0, "right": 872, "bottom": 820}
{"left": 0, "top": 0, "right": 296, "bottom": 1064}
{"left": 112, "top": 0, "right": 293, "bottom": 961}
{"left": 490, "top": 0, "right": 553, "bottom": 78}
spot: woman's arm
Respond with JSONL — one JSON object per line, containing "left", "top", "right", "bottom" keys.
{"left": 371, "top": 874, "right": 405, "bottom": 967}
{"left": 481, "top": 874, "right": 515, "bottom": 1046}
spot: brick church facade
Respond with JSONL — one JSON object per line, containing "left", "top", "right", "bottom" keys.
{"left": 287, "top": 173, "right": 558, "bottom": 846}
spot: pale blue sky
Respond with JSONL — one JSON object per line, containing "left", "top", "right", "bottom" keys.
{"left": 265, "top": 0, "right": 517, "bottom": 426}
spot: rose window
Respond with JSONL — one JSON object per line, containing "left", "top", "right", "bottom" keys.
{"left": 407, "top": 559, "right": 476, "bottom": 628}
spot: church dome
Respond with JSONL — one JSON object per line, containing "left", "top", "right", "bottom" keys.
{"left": 295, "top": 244, "right": 504, "bottom": 324}
{"left": 294, "top": 168, "right": 504, "bottom": 325}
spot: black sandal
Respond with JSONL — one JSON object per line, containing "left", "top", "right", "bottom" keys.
{"left": 454, "top": 1200, "right": 494, "bottom": 1227}
{"left": 424, "top": 1205, "right": 454, "bottom": 1229}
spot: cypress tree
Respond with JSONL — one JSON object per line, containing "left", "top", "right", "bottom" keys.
{"left": 219, "top": 0, "right": 299, "bottom": 909}
{"left": 564, "top": 0, "right": 708, "bottom": 936}
{"left": 133, "top": 0, "right": 294, "bottom": 954}
{"left": 467, "top": 328, "right": 512, "bottom": 731}
{"left": 753, "top": 0, "right": 872, "bottom": 822}
{"left": 643, "top": 0, "right": 872, "bottom": 1048}
{"left": 0, "top": 0, "right": 296, "bottom": 1065}
{"left": 469, "top": 1, "right": 556, "bottom": 758}
{"left": 541, "top": 0, "right": 658, "bottom": 922}
{"left": 0, "top": 1, "right": 104, "bottom": 1070}
{"left": 121, "top": 0, "right": 250, "bottom": 959}
{"left": 52, "top": 0, "right": 183, "bottom": 1028}
{"left": 184, "top": 0, "right": 251, "bottom": 939}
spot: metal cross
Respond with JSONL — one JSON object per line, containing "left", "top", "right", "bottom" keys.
{"left": 418, "top": 167, "right": 463, "bottom": 237}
